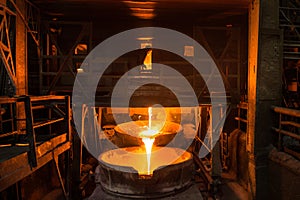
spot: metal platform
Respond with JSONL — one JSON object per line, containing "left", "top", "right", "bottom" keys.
{"left": 0, "top": 134, "right": 70, "bottom": 192}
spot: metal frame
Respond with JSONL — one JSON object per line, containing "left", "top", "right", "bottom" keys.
{"left": 0, "top": 4, "right": 17, "bottom": 88}
{"left": 280, "top": 3, "right": 300, "bottom": 108}
{"left": 8, "top": 0, "right": 40, "bottom": 48}
{"left": 39, "top": 21, "right": 93, "bottom": 94}
{"left": 25, "top": 0, "right": 40, "bottom": 48}
{"left": 0, "top": 97, "right": 18, "bottom": 138}
{"left": 0, "top": 0, "right": 40, "bottom": 93}
{"left": 78, "top": 103, "right": 229, "bottom": 198}
{"left": 0, "top": 95, "right": 72, "bottom": 199}
{"left": 193, "top": 26, "right": 242, "bottom": 103}
{"left": 272, "top": 106, "right": 300, "bottom": 159}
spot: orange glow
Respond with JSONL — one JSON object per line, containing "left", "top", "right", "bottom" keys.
{"left": 115, "top": 120, "right": 180, "bottom": 138}
{"left": 99, "top": 147, "right": 192, "bottom": 176}
{"left": 141, "top": 107, "right": 156, "bottom": 175}
{"left": 148, "top": 106, "right": 152, "bottom": 128}
{"left": 130, "top": 7, "right": 154, "bottom": 13}
{"left": 142, "top": 137, "right": 155, "bottom": 175}
{"left": 123, "top": 1, "right": 157, "bottom": 7}
{"left": 139, "top": 129, "right": 157, "bottom": 137}
{"left": 123, "top": 0, "right": 156, "bottom": 19}
{"left": 111, "top": 106, "right": 184, "bottom": 175}
{"left": 131, "top": 13, "right": 156, "bottom": 20}
{"left": 142, "top": 49, "right": 152, "bottom": 70}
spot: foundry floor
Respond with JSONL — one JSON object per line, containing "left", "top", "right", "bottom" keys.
{"left": 210, "top": 171, "right": 248, "bottom": 200}
{"left": 39, "top": 163, "right": 249, "bottom": 200}
{"left": 219, "top": 177, "right": 248, "bottom": 200}
{"left": 87, "top": 184, "right": 203, "bottom": 200}
{"left": 40, "top": 177, "right": 248, "bottom": 200}
{"left": 86, "top": 178, "right": 248, "bottom": 200}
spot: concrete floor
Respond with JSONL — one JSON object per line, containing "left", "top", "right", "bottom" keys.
{"left": 219, "top": 173, "right": 248, "bottom": 200}
{"left": 220, "top": 181, "right": 248, "bottom": 200}
{"left": 41, "top": 189, "right": 65, "bottom": 200}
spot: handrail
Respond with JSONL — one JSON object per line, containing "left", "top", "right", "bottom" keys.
{"left": 272, "top": 106, "right": 300, "bottom": 158}
{"left": 0, "top": 97, "right": 17, "bottom": 138}
{"left": 272, "top": 128, "right": 300, "bottom": 140}
{"left": 235, "top": 102, "right": 248, "bottom": 131}
{"left": 29, "top": 95, "right": 66, "bottom": 102}
{"left": 237, "top": 102, "right": 248, "bottom": 110}
{"left": 0, "top": 97, "right": 18, "bottom": 104}
{"left": 280, "top": 6, "right": 300, "bottom": 11}
{"left": 0, "top": 95, "right": 71, "bottom": 168}
{"left": 0, "top": 131, "right": 18, "bottom": 138}
{"left": 33, "top": 118, "right": 65, "bottom": 129}
{"left": 0, "top": 96, "right": 66, "bottom": 104}
{"left": 0, "top": 95, "right": 71, "bottom": 197}
{"left": 272, "top": 106, "right": 300, "bottom": 118}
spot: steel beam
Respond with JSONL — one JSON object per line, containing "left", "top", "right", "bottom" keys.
{"left": 14, "top": 0, "right": 28, "bottom": 134}
{"left": 0, "top": 4, "right": 17, "bottom": 89}
{"left": 46, "top": 23, "right": 89, "bottom": 94}
{"left": 24, "top": 96, "right": 37, "bottom": 167}
{"left": 15, "top": 0, "right": 27, "bottom": 95}
{"left": 247, "top": 0, "right": 282, "bottom": 199}
{"left": 9, "top": 0, "right": 40, "bottom": 47}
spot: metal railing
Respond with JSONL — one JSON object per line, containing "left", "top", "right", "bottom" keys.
{"left": 235, "top": 102, "right": 248, "bottom": 133}
{"left": 0, "top": 95, "right": 71, "bottom": 166}
{"left": 0, "top": 95, "right": 72, "bottom": 198}
{"left": 0, "top": 97, "right": 18, "bottom": 139}
{"left": 272, "top": 106, "right": 300, "bottom": 159}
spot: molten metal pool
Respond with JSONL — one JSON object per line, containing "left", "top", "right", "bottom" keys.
{"left": 97, "top": 146, "right": 194, "bottom": 198}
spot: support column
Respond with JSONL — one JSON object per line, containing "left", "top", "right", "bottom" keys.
{"left": 15, "top": 0, "right": 27, "bottom": 131}
{"left": 15, "top": 0, "right": 27, "bottom": 95}
{"left": 247, "top": 0, "right": 281, "bottom": 199}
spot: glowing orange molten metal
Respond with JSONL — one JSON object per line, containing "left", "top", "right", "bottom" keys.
{"left": 113, "top": 106, "right": 181, "bottom": 176}
{"left": 141, "top": 107, "right": 156, "bottom": 175}
{"left": 142, "top": 137, "right": 155, "bottom": 175}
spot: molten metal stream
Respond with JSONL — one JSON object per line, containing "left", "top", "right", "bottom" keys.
{"left": 141, "top": 107, "right": 155, "bottom": 175}
{"left": 142, "top": 137, "right": 155, "bottom": 175}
